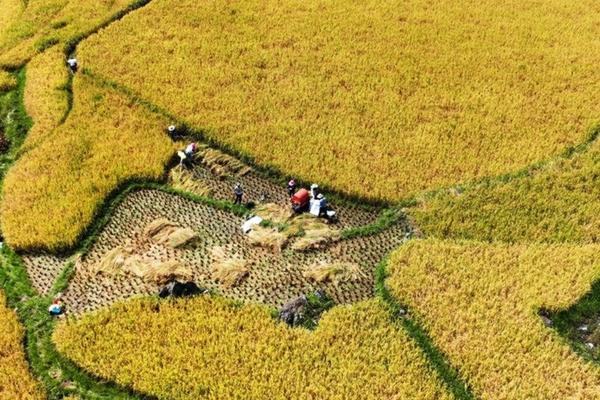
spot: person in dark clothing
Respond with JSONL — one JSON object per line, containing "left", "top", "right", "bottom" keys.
{"left": 233, "top": 183, "right": 244, "bottom": 204}
{"left": 287, "top": 179, "right": 297, "bottom": 197}
{"left": 167, "top": 125, "right": 179, "bottom": 140}
{"left": 67, "top": 58, "right": 78, "bottom": 73}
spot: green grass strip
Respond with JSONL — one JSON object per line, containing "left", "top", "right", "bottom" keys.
{"left": 341, "top": 207, "right": 405, "bottom": 239}
{"left": 0, "top": 68, "right": 32, "bottom": 184}
{"left": 0, "top": 246, "right": 154, "bottom": 400}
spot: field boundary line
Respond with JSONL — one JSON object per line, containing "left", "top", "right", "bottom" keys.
{"left": 411, "top": 123, "right": 600, "bottom": 207}
{"left": 375, "top": 257, "right": 478, "bottom": 400}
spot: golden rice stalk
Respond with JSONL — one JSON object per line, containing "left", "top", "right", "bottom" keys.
{"left": 291, "top": 217, "right": 341, "bottom": 251}
{"left": 0, "top": 74, "right": 174, "bottom": 251}
{"left": 132, "top": 260, "right": 193, "bottom": 286}
{"left": 53, "top": 297, "right": 454, "bottom": 399}
{"left": 0, "top": 0, "right": 138, "bottom": 67}
{"left": 210, "top": 246, "right": 250, "bottom": 288}
{"left": 22, "top": 46, "right": 69, "bottom": 148}
{"left": 303, "top": 261, "right": 366, "bottom": 284}
{"left": 388, "top": 239, "right": 600, "bottom": 399}
{"left": 144, "top": 218, "right": 179, "bottom": 238}
{"left": 92, "top": 247, "right": 192, "bottom": 284}
{"left": 246, "top": 225, "right": 289, "bottom": 253}
{"left": 168, "top": 165, "right": 211, "bottom": 197}
{"left": 410, "top": 140, "right": 600, "bottom": 244}
{"left": 0, "top": 0, "right": 22, "bottom": 41}
{"left": 77, "top": 0, "right": 600, "bottom": 201}
{"left": 197, "top": 147, "right": 251, "bottom": 178}
{"left": 144, "top": 218, "right": 198, "bottom": 248}
{"left": 0, "top": 70, "right": 16, "bottom": 91}
{"left": 92, "top": 246, "right": 132, "bottom": 276}
{"left": 254, "top": 203, "right": 293, "bottom": 225}
{"left": 246, "top": 205, "right": 339, "bottom": 252}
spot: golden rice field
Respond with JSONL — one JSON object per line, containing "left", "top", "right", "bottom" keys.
{"left": 388, "top": 239, "right": 600, "bottom": 400}
{"left": 0, "top": 0, "right": 140, "bottom": 68}
{"left": 0, "top": 70, "right": 16, "bottom": 92}
{"left": 0, "top": 0, "right": 21, "bottom": 40}
{"left": 78, "top": 0, "right": 600, "bottom": 201}
{"left": 22, "top": 46, "right": 69, "bottom": 148}
{"left": 0, "top": 292, "right": 45, "bottom": 400}
{"left": 410, "top": 138, "right": 600, "bottom": 243}
{"left": 0, "top": 0, "right": 599, "bottom": 398}
{"left": 54, "top": 297, "right": 453, "bottom": 400}
{"left": 0, "top": 73, "right": 174, "bottom": 251}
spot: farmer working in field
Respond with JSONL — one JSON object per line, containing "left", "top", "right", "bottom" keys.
{"left": 167, "top": 125, "right": 180, "bottom": 140}
{"left": 185, "top": 142, "right": 197, "bottom": 158}
{"left": 67, "top": 58, "right": 78, "bottom": 73}
{"left": 48, "top": 293, "right": 64, "bottom": 316}
{"left": 233, "top": 183, "right": 244, "bottom": 205}
{"left": 287, "top": 179, "right": 297, "bottom": 197}
{"left": 180, "top": 142, "right": 197, "bottom": 168}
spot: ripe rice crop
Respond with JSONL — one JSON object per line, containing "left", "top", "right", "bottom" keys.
{"left": 0, "top": 74, "right": 175, "bottom": 251}
{"left": 0, "top": 291, "right": 45, "bottom": 399}
{"left": 54, "top": 297, "right": 453, "bottom": 400}
{"left": 388, "top": 239, "right": 600, "bottom": 399}
{"left": 410, "top": 139, "right": 600, "bottom": 243}
{"left": 23, "top": 46, "right": 69, "bottom": 148}
{"left": 78, "top": 0, "right": 600, "bottom": 201}
{"left": 0, "top": 70, "right": 16, "bottom": 92}
{"left": 0, "top": 0, "right": 138, "bottom": 68}
{"left": 0, "top": 0, "right": 21, "bottom": 39}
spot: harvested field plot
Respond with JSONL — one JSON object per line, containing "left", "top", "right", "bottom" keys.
{"left": 187, "top": 157, "right": 378, "bottom": 228}
{"left": 388, "top": 239, "right": 600, "bottom": 399}
{"left": 0, "top": 291, "right": 45, "bottom": 399}
{"left": 21, "top": 253, "right": 67, "bottom": 295}
{"left": 79, "top": 0, "right": 600, "bottom": 201}
{"left": 55, "top": 297, "right": 453, "bottom": 400}
{"left": 63, "top": 189, "right": 408, "bottom": 314}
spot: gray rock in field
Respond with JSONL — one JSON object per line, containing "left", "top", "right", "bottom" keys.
{"left": 158, "top": 281, "right": 207, "bottom": 298}
{"left": 541, "top": 315, "right": 553, "bottom": 327}
{"left": 279, "top": 295, "right": 308, "bottom": 327}
{"left": 578, "top": 325, "right": 589, "bottom": 332}
{"left": 586, "top": 342, "right": 595, "bottom": 350}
